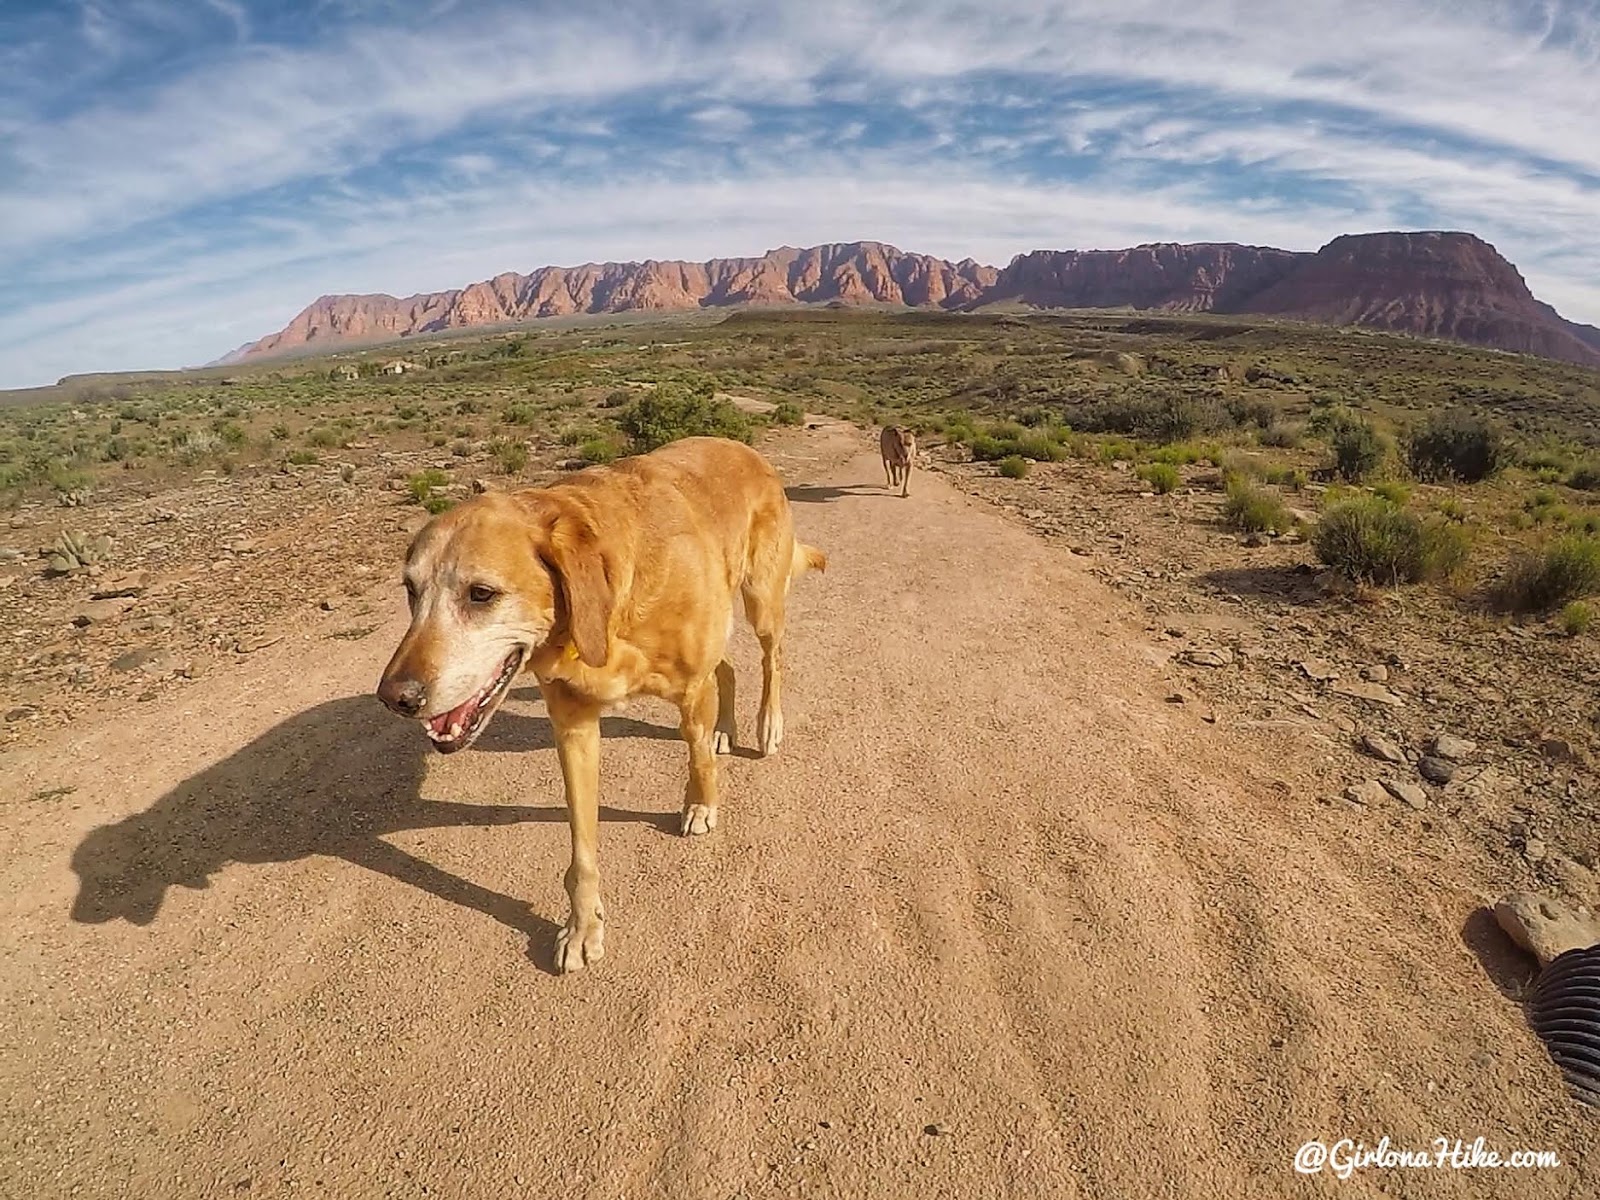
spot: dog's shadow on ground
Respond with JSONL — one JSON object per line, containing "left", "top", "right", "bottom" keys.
{"left": 785, "top": 482, "right": 887, "bottom": 504}
{"left": 67, "top": 695, "right": 690, "bottom": 974}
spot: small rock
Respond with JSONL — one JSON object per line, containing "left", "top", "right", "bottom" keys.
{"left": 471, "top": 479, "right": 490, "bottom": 494}
{"left": 110, "top": 647, "right": 164, "bottom": 673}
{"left": 1359, "top": 732, "right": 1406, "bottom": 764}
{"left": 5, "top": 705, "right": 38, "bottom": 722}
{"left": 319, "top": 597, "right": 340, "bottom": 612}
{"left": 1330, "top": 679, "right": 1403, "bottom": 707}
{"left": 90, "top": 572, "right": 149, "bottom": 600}
{"left": 922, "top": 1124, "right": 950, "bottom": 1137}
{"left": 1344, "top": 780, "right": 1389, "bottom": 807}
{"left": 1493, "top": 892, "right": 1600, "bottom": 967}
{"left": 227, "top": 539, "right": 258, "bottom": 555}
{"left": 234, "top": 634, "right": 286, "bottom": 655}
{"left": 1428, "top": 733, "right": 1477, "bottom": 761}
{"left": 1165, "top": 692, "right": 1187, "bottom": 704}
{"left": 1523, "top": 837, "right": 1547, "bottom": 863}
{"left": 1360, "top": 664, "right": 1389, "bottom": 683}
{"left": 1297, "top": 658, "right": 1338, "bottom": 683}
{"left": 1382, "top": 779, "right": 1429, "bottom": 810}
{"left": 1241, "top": 532, "right": 1268, "bottom": 548}
{"left": 1181, "top": 647, "right": 1234, "bottom": 668}
{"left": 71, "top": 597, "right": 136, "bottom": 626}
{"left": 1331, "top": 714, "right": 1357, "bottom": 734}
{"left": 1538, "top": 736, "right": 1586, "bottom": 764}
{"left": 556, "top": 458, "right": 586, "bottom": 471}
{"left": 1417, "top": 756, "right": 1456, "bottom": 785}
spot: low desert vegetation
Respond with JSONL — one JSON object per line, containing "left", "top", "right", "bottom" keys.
{"left": 1137, "top": 462, "right": 1180, "bottom": 494}
{"left": 1313, "top": 495, "right": 1471, "bottom": 585}
{"left": 1222, "top": 478, "right": 1293, "bottom": 534}
{"left": 1496, "top": 534, "right": 1600, "bottom": 613}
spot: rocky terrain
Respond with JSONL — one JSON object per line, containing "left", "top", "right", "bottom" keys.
{"left": 922, "top": 441, "right": 1600, "bottom": 938}
{"left": 230, "top": 232, "right": 1600, "bottom": 370}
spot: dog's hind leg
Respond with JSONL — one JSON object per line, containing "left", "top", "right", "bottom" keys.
{"left": 678, "top": 675, "right": 722, "bottom": 836}
{"left": 742, "top": 586, "right": 786, "bottom": 757}
{"left": 713, "top": 658, "right": 737, "bottom": 755}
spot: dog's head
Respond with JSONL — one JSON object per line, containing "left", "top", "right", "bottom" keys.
{"left": 376, "top": 492, "right": 612, "bottom": 753}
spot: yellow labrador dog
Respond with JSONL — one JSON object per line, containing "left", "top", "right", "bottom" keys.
{"left": 377, "top": 437, "right": 826, "bottom": 973}
{"left": 880, "top": 425, "right": 915, "bottom": 497}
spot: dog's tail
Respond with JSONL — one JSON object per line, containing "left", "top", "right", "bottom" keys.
{"left": 790, "top": 540, "right": 828, "bottom": 581}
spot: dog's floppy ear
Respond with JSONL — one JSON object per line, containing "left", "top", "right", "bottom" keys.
{"left": 538, "top": 509, "right": 613, "bottom": 667}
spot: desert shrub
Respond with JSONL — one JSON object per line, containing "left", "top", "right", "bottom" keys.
{"left": 1148, "top": 440, "right": 1215, "bottom": 466}
{"left": 1259, "top": 422, "right": 1304, "bottom": 449}
{"left": 270, "top": 424, "right": 290, "bottom": 441}
{"left": 579, "top": 436, "right": 622, "bottom": 464}
{"left": 1138, "top": 462, "right": 1180, "bottom": 494}
{"left": 1264, "top": 466, "right": 1307, "bottom": 491}
{"left": 1497, "top": 535, "right": 1600, "bottom": 613}
{"left": 771, "top": 401, "right": 804, "bottom": 426}
{"left": 406, "top": 468, "right": 450, "bottom": 505}
{"left": 1567, "top": 462, "right": 1600, "bottom": 491}
{"left": 997, "top": 455, "right": 1031, "bottom": 479}
{"left": 1407, "top": 410, "right": 1508, "bottom": 482}
{"left": 1223, "top": 479, "right": 1292, "bottom": 534}
{"left": 1313, "top": 496, "right": 1469, "bottom": 584}
{"left": 1097, "top": 437, "right": 1139, "bottom": 464}
{"left": 1226, "top": 396, "right": 1278, "bottom": 430}
{"left": 1327, "top": 411, "right": 1385, "bottom": 482}
{"left": 601, "top": 389, "right": 633, "bottom": 409}
{"left": 490, "top": 438, "right": 528, "bottom": 474}
{"left": 217, "top": 422, "right": 248, "bottom": 449}
{"left": 617, "top": 385, "right": 753, "bottom": 452}
{"left": 1081, "top": 390, "right": 1230, "bottom": 444}
{"left": 285, "top": 448, "right": 318, "bottom": 466}
{"left": 1434, "top": 496, "right": 1466, "bottom": 522}
{"left": 422, "top": 495, "right": 453, "bottom": 515}
{"left": 968, "top": 435, "right": 1007, "bottom": 462}
{"left": 451, "top": 440, "right": 473, "bottom": 458}
{"left": 503, "top": 401, "right": 540, "bottom": 426}
{"left": 1372, "top": 480, "right": 1411, "bottom": 506}
{"left": 1560, "top": 600, "right": 1593, "bottom": 636}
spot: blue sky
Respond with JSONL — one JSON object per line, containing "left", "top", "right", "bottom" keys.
{"left": 2, "top": 0, "right": 1598, "bottom": 389}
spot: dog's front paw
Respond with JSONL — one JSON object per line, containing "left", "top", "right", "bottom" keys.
{"left": 680, "top": 803, "right": 718, "bottom": 836}
{"left": 554, "top": 910, "right": 605, "bottom": 974}
{"left": 712, "top": 729, "right": 733, "bottom": 756}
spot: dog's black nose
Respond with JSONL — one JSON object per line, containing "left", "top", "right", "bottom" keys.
{"left": 378, "top": 677, "right": 426, "bottom": 717}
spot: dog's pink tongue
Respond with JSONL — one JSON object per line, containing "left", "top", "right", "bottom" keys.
{"left": 425, "top": 696, "right": 476, "bottom": 735}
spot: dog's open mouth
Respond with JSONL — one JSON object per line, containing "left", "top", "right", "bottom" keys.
{"left": 423, "top": 648, "right": 523, "bottom": 753}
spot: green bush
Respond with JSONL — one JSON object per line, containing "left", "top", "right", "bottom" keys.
{"left": 1081, "top": 390, "right": 1230, "bottom": 444}
{"left": 771, "top": 401, "right": 805, "bottom": 426}
{"left": 1264, "top": 465, "right": 1307, "bottom": 491}
{"left": 422, "top": 495, "right": 454, "bottom": 515}
{"left": 1223, "top": 479, "right": 1292, "bottom": 534}
{"left": 1259, "top": 422, "right": 1304, "bottom": 449}
{"left": 1567, "top": 462, "right": 1600, "bottom": 491}
{"left": 579, "top": 436, "right": 621, "bottom": 465}
{"left": 617, "top": 385, "right": 753, "bottom": 451}
{"left": 407, "top": 468, "right": 450, "bottom": 504}
{"left": 1560, "top": 600, "right": 1593, "bottom": 636}
{"left": 503, "top": 401, "right": 540, "bottom": 426}
{"left": 1138, "top": 462, "right": 1180, "bottom": 494}
{"left": 1371, "top": 480, "right": 1411, "bottom": 506}
{"left": 1498, "top": 535, "right": 1600, "bottom": 613}
{"left": 490, "top": 438, "right": 529, "bottom": 474}
{"left": 1313, "top": 496, "right": 1470, "bottom": 584}
{"left": 1328, "top": 411, "right": 1385, "bottom": 482}
{"left": 285, "top": 448, "right": 319, "bottom": 466}
{"left": 997, "top": 455, "right": 1031, "bottom": 479}
{"left": 1407, "top": 410, "right": 1508, "bottom": 482}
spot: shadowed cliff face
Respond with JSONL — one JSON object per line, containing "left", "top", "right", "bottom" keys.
{"left": 237, "top": 233, "right": 1600, "bottom": 370}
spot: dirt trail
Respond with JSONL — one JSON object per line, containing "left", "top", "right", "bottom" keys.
{"left": 0, "top": 419, "right": 1590, "bottom": 1199}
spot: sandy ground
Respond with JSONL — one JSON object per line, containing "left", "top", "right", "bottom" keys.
{"left": 0, "top": 418, "right": 1590, "bottom": 1199}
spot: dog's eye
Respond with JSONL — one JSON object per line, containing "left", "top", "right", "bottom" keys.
{"left": 468, "top": 584, "right": 499, "bottom": 605}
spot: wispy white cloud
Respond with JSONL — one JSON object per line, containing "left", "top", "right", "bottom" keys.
{"left": 2, "top": 0, "right": 1599, "bottom": 387}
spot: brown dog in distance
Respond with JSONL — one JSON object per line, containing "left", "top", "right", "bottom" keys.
{"left": 377, "top": 436, "right": 826, "bottom": 973}
{"left": 880, "top": 425, "right": 915, "bottom": 497}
